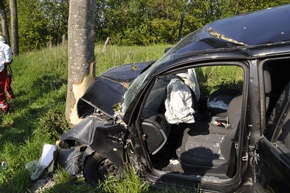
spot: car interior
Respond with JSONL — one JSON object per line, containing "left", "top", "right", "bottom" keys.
{"left": 139, "top": 59, "right": 290, "bottom": 179}
{"left": 139, "top": 64, "right": 243, "bottom": 178}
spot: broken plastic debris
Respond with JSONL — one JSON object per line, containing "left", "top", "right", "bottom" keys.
{"left": 25, "top": 160, "right": 39, "bottom": 176}
{"left": 169, "top": 159, "right": 180, "bottom": 165}
{"left": 25, "top": 144, "right": 57, "bottom": 180}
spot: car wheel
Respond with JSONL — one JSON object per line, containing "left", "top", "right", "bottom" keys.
{"left": 83, "top": 152, "right": 120, "bottom": 185}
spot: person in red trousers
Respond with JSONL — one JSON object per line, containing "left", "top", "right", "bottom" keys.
{"left": 0, "top": 35, "right": 12, "bottom": 114}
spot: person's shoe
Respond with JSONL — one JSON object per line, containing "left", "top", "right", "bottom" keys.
{"left": 2, "top": 109, "right": 9, "bottom": 114}
{"left": 7, "top": 91, "right": 14, "bottom": 99}
{"left": 1, "top": 105, "right": 10, "bottom": 114}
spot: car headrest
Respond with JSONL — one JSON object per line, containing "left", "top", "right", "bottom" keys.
{"left": 227, "top": 95, "right": 242, "bottom": 130}
{"left": 264, "top": 70, "right": 272, "bottom": 94}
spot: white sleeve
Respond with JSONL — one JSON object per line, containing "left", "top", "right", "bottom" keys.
{"left": 3, "top": 44, "right": 12, "bottom": 63}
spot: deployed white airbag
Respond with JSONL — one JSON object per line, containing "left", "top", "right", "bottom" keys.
{"left": 164, "top": 69, "right": 200, "bottom": 124}
{"left": 165, "top": 78, "right": 195, "bottom": 124}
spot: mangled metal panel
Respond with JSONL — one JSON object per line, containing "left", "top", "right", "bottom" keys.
{"left": 77, "top": 61, "right": 153, "bottom": 117}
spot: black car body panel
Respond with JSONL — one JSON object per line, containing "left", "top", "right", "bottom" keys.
{"left": 59, "top": 5, "right": 290, "bottom": 192}
{"left": 255, "top": 137, "right": 290, "bottom": 193}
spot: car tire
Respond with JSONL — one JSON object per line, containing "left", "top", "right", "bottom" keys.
{"left": 83, "top": 152, "right": 120, "bottom": 185}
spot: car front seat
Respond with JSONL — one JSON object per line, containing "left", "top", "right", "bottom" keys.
{"left": 176, "top": 94, "right": 242, "bottom": 177}
{"left": 176, "top": 70, "right": 272, "bottom": 177}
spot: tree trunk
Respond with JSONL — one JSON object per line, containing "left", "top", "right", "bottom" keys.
{"left": 0, "top": 0, "right": 9, "bottom": 43}
{"left": 66, "top": 0, "right": 96, "bottom": 125}
{"left": 10, "top": 0, "right": 19, "bottom": 55}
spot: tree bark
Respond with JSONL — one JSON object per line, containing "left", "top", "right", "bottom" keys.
{"left": 10, "top": 0, "right": 19, "bottom": 55}
{"left": 0, "top": 0, "right": 9, "bottom": 43}
{"left": 66, "top": 0, "right": 96, "bottom": 125}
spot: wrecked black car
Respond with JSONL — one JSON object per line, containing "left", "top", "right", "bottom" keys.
{"left": 60, "top": 5, "right": 290, "bottom": 193}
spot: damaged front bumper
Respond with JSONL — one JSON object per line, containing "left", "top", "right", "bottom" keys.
{"left": 38, "top": 115, "right": 129, "bottom": 177}
{"left": 60, "top": 115, "right": 128, "bottom": 167}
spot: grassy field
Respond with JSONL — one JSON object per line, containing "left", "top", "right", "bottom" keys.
{"left": 0, "top": 44, "right": 178, "bottom": 193}
{"left": 95, "top": 45, "right": 170, "bottom": 75}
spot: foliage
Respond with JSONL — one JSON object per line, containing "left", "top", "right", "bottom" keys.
{"left": 39, "top": 108, "right": 70, "bottom": 141}
{"left": 17, "top": 0, "right": 69, "bottom": 52}
{"left": 94, "top": 0, "right": 289, "bottom": 46}
{"left": 17, "top": 0, "right": 48, "bottom": 51}
{"left": 40, "top": 0, "right": 69, "bottom": 46}
{"left": 12, "top": 0, "right": 289, "bottom": 52}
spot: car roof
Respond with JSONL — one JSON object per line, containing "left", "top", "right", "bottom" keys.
{"left": 170, "top": 5, "right": 290, "bottom": 59}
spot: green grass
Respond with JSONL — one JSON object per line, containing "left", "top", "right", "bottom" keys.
{"left": 0, "top": 44, "right": 171, "bottom": 193}
{"left": 0, "top": 45, "right": 69, "bottom": 193}
{"left": 196, "top": 65, "right": 243, "bottom": 94}
{"left": 95, "top": 44, "right": 170, "bottom": 75}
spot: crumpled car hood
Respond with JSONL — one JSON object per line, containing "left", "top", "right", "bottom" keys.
{"left": 77, "top": 61, "right": 154, "bottom": 118}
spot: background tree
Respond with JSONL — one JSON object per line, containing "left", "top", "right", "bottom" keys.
{"left": 17, "top": 0, "right": 47, "bottom": 51}
{"left": 65, "top": 0, "right": 96, "bottom": 125}
{"left": 0, "top": 0, "right": 9, "bottom": 43}
{"left": 9, "top": 0, "right": 18, "bottom": 55}
{"left": 17, "top": 0, "right": 68, "bottom": 52}
{"left": 41, "top": 0, "right": 69, "bottom": 46}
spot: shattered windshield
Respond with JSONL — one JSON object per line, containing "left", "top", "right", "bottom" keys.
{"left": 122, "top": 29, "right": 207, "bottom": 115}
{"left": 121, "top": 29, "right": 204, "bottom": 116}
{"left": 121, "top": 52, "right": 171, "bottom": 115}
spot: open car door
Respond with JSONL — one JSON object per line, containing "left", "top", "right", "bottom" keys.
{"left": 254, "top": 82, "right": 290, "bottom": 192}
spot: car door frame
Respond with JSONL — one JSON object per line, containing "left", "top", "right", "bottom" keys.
{"left": 131, "top": 59, "right": 251, "bottom": 192}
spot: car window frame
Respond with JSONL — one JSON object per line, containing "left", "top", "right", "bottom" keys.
{"left": 259, "top": 56, "right": 290, "bottom": 140}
